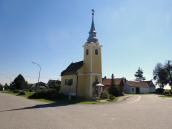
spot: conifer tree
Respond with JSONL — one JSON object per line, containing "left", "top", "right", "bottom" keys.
{"left": 135, "top": 67, "right": 145, "bottom": 81}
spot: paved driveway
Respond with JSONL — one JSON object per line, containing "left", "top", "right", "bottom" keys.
{"left": 0, "top": 93, "right": 172, "bottom": 129}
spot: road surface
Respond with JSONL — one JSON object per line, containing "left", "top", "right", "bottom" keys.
{"left": 0, "top": 93, "right": 172, "bottom": 129}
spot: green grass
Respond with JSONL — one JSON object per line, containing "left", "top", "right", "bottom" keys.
{"left": 79, "top": 101, "right": 99, "bottom": 104}
{"left": 3, "top": 90, "right": 33, "bottom": 98}
{"left": 24, "top": 91, "right": 34, "bottom": 97}
{"left": 2, "top": 90, "right": 119, "bottom": 104}
{"left": 2, "top": 91, "right": 18, "bottom": 95}
{"left": 3, "top": 90, "right": 55, "bottom": 103}
{"left": 36, "top": 99, "right": 55, "bottom": 103}
{"left": 160, "top": 95, "right": 172, "bottom": 98}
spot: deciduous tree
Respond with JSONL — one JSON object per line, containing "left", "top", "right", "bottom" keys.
{"left": 10, "top": 74, "right": 27, "bottom": 90}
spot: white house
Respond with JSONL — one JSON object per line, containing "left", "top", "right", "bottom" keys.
{"left": 124, "top": 80, "right": 155, "bottom": 94}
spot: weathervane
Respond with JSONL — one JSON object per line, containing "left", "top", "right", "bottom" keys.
{"left": 92, "top": 9, "right": 95, "bottom": 16}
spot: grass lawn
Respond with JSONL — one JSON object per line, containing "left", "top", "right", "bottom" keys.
{"left": 2, "top": 91, "right": 54, "bottom": 103}
{"left": 159, "top": 95, "right": 172, "bottom": 98}
{"left": 3, "top": 90, "right": 33, "bottom": 98}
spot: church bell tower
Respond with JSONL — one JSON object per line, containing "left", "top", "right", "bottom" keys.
{"left": 83, "top": 9, "right": 102, "bottom": 98}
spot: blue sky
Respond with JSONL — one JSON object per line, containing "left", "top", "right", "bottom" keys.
{"left": 0, "top": 0, "right": 172, "bottom": 84}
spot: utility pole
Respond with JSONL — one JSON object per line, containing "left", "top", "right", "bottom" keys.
{"left": 32, "top": 61, "right": 41, "bottom": 90}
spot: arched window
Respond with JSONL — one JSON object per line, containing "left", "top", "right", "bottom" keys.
{"left": 95, "top": 49, "right": 98, "bottom": 55}
{"left": 86, "top": 49, "right": 89, "bottom": 55}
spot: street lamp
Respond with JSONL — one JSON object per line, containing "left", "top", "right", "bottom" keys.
{"left": 32, "top": 61, "right": 41, "bottom": 88}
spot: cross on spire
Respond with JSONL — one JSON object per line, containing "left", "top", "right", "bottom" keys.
{"left": 87, "top": 9, "right": 98, "bottom": 43}
{"left": 92, "top": 9, "right": 95, "bottom": 16}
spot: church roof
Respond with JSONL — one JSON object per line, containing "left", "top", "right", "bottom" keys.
{"left": 61, "top": 61, "right": 83, "bottom": 76}
{"left": 87, "top": 9, "right": 98, "bottom": 43}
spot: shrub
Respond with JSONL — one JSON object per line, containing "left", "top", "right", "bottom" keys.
{"left": 13, "top": 90, "right": 19, "bottom": 93}
{"left": 109, "top": 95, "right": 116, "bottom": 101}
{"left": 156, "top": 88, "right": 164, "bottom": 94}
{"left": 28, "top": 89, "right": 64, "bottom": 100}
{"left": 108, "top": 86, "right": 119, "bottom": 97}
{"left": 100, "top": 91, "right": 109, "bottom": 99}
{"left": 164, "top": 89, "right": 172, "bottom": 96}
{"left": 47, "top": 80, "right": 61, "bottom": 89}
{"left": 57, "top": 93, "right": 67, "bottom": 99}
{"left": 0, "top": 85, "right": 3, "bottom": 91}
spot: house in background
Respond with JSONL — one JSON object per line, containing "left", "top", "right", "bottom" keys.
{"left": 124, "top": 80, "right": 155, "bottom": 94}
{"left": 102, "top": 78, "right": 126, "bottom": 91}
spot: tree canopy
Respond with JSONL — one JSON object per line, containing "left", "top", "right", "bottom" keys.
{"left": 135, "top": 67, "right": 145, "bottom": 81}
{"left": 10, "top": 74, "right": 27, "bottom": 90}
{"left": 0, "top": 83, "right": 3, "bottom": 91}
{"left": 153, "top": 60, "right": 172, "bottom": 90}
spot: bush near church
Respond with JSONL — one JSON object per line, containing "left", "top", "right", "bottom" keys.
{"left": 108, "top": 86, "right": 119, "bottom": 97}
{"left": 100, "top": 90, "right": 109, "bottom": 99}
{"left": 28, "top": 88, "right": 66, "bottom": 100}
{"left": 47, "top": 80, "right": 61, "bottom": 91}
{"left": 108, "top": 74, "right": 123, "bottom": 97}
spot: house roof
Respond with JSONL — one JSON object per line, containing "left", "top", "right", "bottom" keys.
{"left": 102, "top": 78, "right": 126, "bottom": 86}
{"left": 143, "top": 81, "right": 155, "bottom": 87}
{"left": 61, "top": 61, "right": 84, "bottom": 76}
{"left": 126, "top": 81, "right": 149, "bottom": 88}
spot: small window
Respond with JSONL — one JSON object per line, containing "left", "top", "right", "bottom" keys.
{"left": 65, "top": 79, "right": 68, "bottom": 85}
{"left": 86, "top": 49, "right": 89, "bottom": 55}
{"left": 65, "top": 79, "right": 73, "bottom": 86}
{"left": 95, "top": 49, "right": 98, "bottom": 55}
{"left": 68, "top": 79, "right": 73, "bottom": 86}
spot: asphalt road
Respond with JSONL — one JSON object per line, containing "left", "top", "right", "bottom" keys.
{"left": 0, "top": 93, "right": 172, "bottom": 129}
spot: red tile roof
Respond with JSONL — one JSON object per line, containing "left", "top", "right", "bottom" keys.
{"left": 102, "top": 78, "right": 125, "bottom": 86}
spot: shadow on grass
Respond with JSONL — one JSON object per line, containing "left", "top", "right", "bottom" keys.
{"left": 0, "top": 99, "right": 85, "bottom": 113}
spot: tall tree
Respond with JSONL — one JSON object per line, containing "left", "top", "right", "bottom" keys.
{"left": 4, "top": 83, "right": 9, "bottom": 90}
{"left": 11, "top": 74, "right": 27, "bottom": 90}
{"left": 0, "top": 83, "right": 3, "bottom": 91}
{"left": 111, "top": 74, "right": 115, "bottom": 86}
{"left": 135, "top": 67, "right": 145, "bottom": 81}
{"left": 109, "top": 74, "right": 119, "bottom": 96}
{"left": 164, "top": 60, "right": 172, "bottom": 87}
{"left": 153, "top": 63, "right": 168, "bottom": 89}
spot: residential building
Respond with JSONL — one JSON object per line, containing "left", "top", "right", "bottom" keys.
{"left": 124, "top": 80, "right": 155, "bottom": 94}
{"left": 102, "top": 78, "right": 126, "bottom": 89}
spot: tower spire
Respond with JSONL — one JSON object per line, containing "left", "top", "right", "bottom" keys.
{"left": 87, "top": 9, "right": 98, "bottom": 43}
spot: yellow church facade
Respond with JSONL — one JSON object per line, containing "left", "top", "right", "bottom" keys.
{"left": 60, "top": 10, "right": 102, "bottom": 98}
